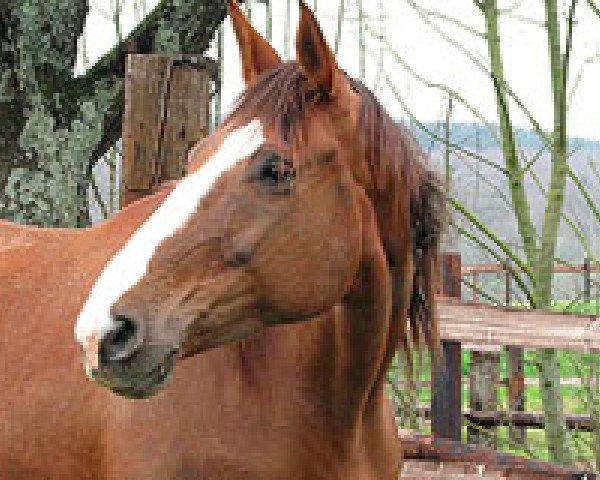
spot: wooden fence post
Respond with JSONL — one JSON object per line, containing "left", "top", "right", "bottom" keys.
{"left": 472, "top": 271, "right": 479, "bottom": 302}
{"left": 432, "top": 252, "right": 463, "bottom": 441}
{"left": 468, "top": 349, "right": 499, "bottom": 447}
{"left": 584, "top": 257, "right": 591, "bottom": 303}
{"left": 505, "top": 259, "right": 526, "bottom": 446}
{"left": 122, "top": 54, "right": 216, "bottom": 207}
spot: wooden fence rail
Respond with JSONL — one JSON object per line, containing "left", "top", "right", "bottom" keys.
{"left": 462, "top": 262, "right": 600, "bottom": 275}
{"left": 400, "top": 432, "right": 597, "bottom": 479}
{"left": 419, "top": 407, "right": 594, "bottom": 432}
{"left": 438, "top": 300, "right": 600, "bottom": 351}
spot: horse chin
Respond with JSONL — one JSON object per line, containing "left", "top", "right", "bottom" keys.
{"left": 90, "top": 350, "right": 178, "bottom": 400}
{"left": 116, "top": 353, "right": 176, "bottom": 399}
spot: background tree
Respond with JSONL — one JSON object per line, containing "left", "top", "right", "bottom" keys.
{"left": 0, "top": 0, "right": 228, "bottom": 226}
{"left": 477, "top": 0, "right": 576, "bottom": 464}
{"left": 419, "top": 0, "right": 600, "bottom": 464}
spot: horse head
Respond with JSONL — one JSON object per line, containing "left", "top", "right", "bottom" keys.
{"left": 75, "top": 0, "right": 444, "bottom": 399}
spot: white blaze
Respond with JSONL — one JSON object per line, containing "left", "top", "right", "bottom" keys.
{"left": 75, "top": 120, "right": 265, "bottom": 347}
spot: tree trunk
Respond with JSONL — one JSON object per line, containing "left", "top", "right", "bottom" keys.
{"left": 468, "top": 350, "right": 499, "bottom": 447}
{"left": 0, "top": 0, "right": 227, "bottom": 225}
{"left": 479, "top": 0, "right": 574, "bottom": 464}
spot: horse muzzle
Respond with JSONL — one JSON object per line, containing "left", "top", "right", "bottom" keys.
{"left": 81, "top": 316, "right": 178, "bottom": 399}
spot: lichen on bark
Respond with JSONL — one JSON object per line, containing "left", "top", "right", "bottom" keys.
{"left": 5, "top": 83, "right": 118, "bottom": 227}
{"left": 1, "top": 0, "right": 229, "bottom": 225}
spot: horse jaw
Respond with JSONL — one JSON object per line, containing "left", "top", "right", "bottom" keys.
{"left": 75, "top": 120, "right": 266, "bottom": 379}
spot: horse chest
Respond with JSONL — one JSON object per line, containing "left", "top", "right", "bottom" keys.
{"left": 101, "top": 325, "right": 397, "bottom": 480}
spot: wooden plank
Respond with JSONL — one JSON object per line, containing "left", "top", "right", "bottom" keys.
{"left": 437, "top": 300, "right": 600, "bottom": 350}
{"left": 468, "top": 351, "right": 499, "bottom": 446}
{"left": 463, "top": 344, "right": 503, "bottom": 352}
{"left": 416, "top": 407, "right": 594, "bottom": 432}
{"left": 440, "top": 253, "right": 462, "bottom": 298}
{"left": 122, "top": 54, "right": 213, "bottom": 207}
{"left": 432, "top": 253, "right": 462, "bottom": 441}
{"left": 507, "top": 346, "right": 526, "bottom": 445}
{"left": 402, "top": 461, "right": 507, "bottom": 479}
{"left": 466, "top": 411, "right": 594, "bottom": 431}
{"left": 399, "top": 432, "right": 597, "bottom": 479}
{"left": 462, "top": 262, "right": 600, "bottom": 275}
{"left": 432, "top": 340, "right": 462, "bottom": 441}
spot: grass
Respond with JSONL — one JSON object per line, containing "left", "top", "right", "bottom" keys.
{"left": 552, "top": 299, "right": 600, "bottom": 315}
{"left": 409, "top": 382, "right": 586, "bottom": 413}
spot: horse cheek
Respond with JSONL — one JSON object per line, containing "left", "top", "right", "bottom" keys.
{"left": 287, "top": 186, "right": 361, "bottom": 314}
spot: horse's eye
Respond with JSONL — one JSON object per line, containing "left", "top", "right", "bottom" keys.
{"left": 256, "top": 153, "right": 296, "bottom": 190}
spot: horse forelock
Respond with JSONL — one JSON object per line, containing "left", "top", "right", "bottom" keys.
{"left": 75, "top": 119, "right": 266, "bottom": 348}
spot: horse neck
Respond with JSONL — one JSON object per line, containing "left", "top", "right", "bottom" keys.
{"left": 0, "top": 188, "right": 173, "bottom": 306}
{"left": 86, "top": 187, "right": 175, "bottom": 258}
{"left": 309, "top": 192, "right": 392, "bottom": 433}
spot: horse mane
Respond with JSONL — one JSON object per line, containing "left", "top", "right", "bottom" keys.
{"left": 229, "top": 61, "right": 446, "bottom": 363}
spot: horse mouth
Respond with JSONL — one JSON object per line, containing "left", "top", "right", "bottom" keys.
{"left": 90, "top": 350, "right": 177, "bottom": 399}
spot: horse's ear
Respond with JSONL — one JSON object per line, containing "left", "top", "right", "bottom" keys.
{"left": 228, "top": 0, "right": 282, "bottom": 84}
{"left": 295, "top": 0, "right": 338, "bottom": 95}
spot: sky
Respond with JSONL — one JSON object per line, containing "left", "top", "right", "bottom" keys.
{"left": 79, "top": 0, "right": 600, "bottom": 140}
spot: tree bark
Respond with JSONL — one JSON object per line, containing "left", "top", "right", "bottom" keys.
{"left": 532, "top": 0, "right": 577, "bottom": 466}
{"left": 0, "top": 0, "right": 227, "bottom": 224}
{"left": 478, "top": 0, "right": 574, "bottom": 464}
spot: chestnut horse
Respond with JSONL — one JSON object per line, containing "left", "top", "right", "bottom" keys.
{"left": 1, "top": 2, "right": 444, "bottom": 479}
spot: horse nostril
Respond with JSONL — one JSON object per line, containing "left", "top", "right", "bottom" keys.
{"left": 100, "top": 315, "right": 140, "bottom": 363}
{"left": 112, "top": 315, "right": 137, "bottom": 346}
{"left": 234, "top": 249, "right": 251, "bottom": 266}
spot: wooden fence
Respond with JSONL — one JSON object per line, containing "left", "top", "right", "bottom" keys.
{"left": 431, "top": 253, "right": 600, "bottom": 441}
{"left": 122, "top": 53, "right": 216, "bottom": 206}
{"left": 401, "top": 431, "right": 596, "bottom": 479}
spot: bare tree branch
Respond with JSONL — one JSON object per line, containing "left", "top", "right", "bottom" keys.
{"left": 587, "top": 0, "right": 600, "bottom": 18}
{"left": 365, "top": 24, "right": 502, "bottom": 148}
{"left": 405, "top": 0, "right": 552, "bottom": 149}
{"left": 72, "top": 0, "right": 226, "bottom": 171}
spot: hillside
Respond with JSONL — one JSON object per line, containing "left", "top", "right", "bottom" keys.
{"left": 413, "top": 122, "right": 600, "bottom": 152}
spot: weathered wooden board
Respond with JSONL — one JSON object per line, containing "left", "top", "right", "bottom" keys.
{"left": 432, "top": 254, "right": 463, "bottom": 441}
{"left": 122, "top": 54, "right": 215, "bottom": 206}
{"left": 416, "top": 406, "right": 594, "bottom": 432}
{"left": 437, "top": 299, "right": 600, "bottom": 350}
{"left": 399, "top": 432, "right": 597, "bottom": 479}
{"left": 462, "top": 262, "right": 600, "bottom": 274}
